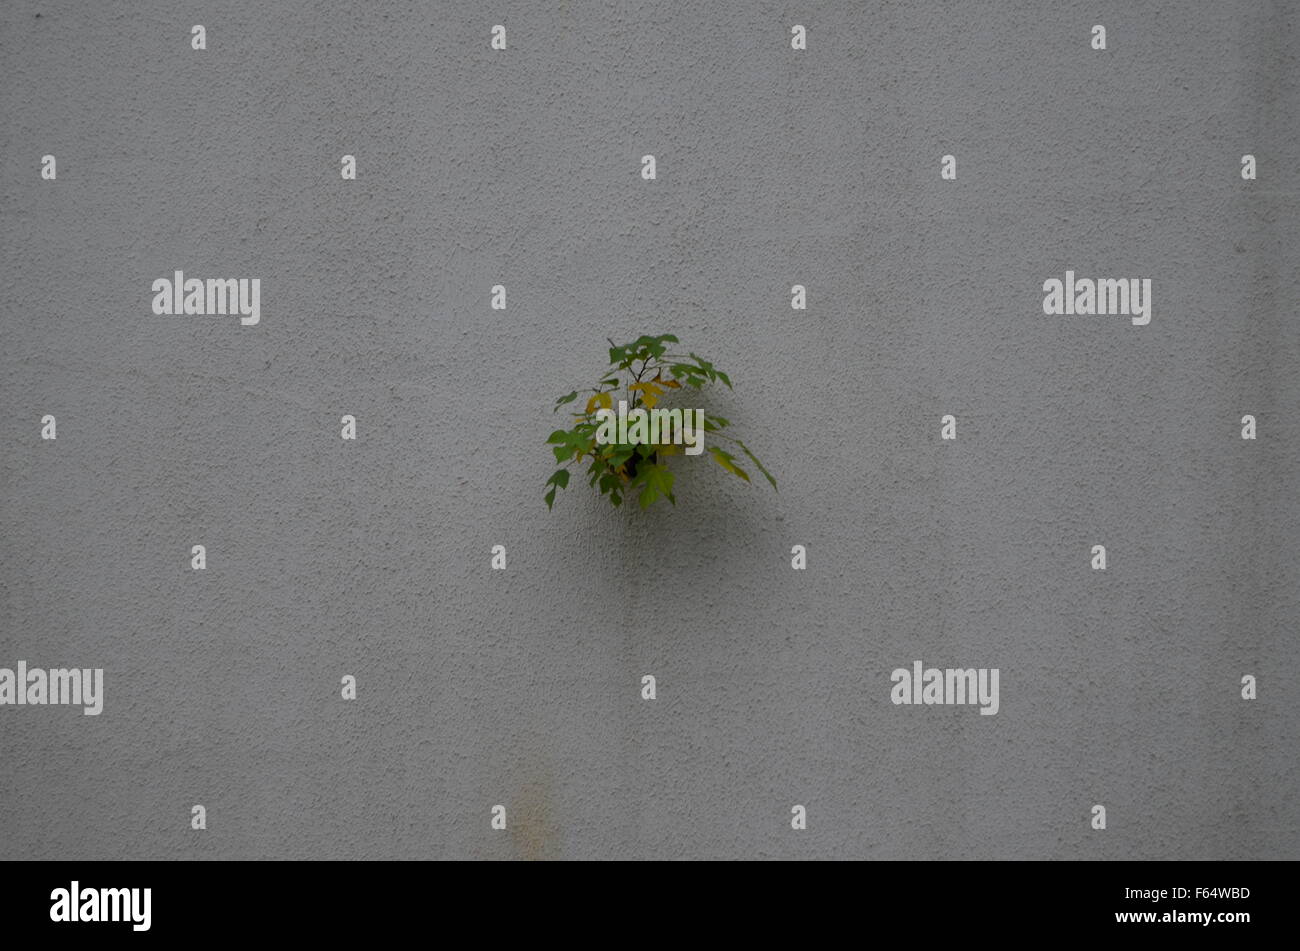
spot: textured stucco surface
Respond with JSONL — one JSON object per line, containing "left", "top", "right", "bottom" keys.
{"left": 1, "top": 0, "right": 1297, "bottom": 860}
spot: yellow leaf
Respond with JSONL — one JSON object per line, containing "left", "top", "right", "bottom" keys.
{"left": 629, "top": 381, "right": 665, "bottom": 410}
{"left": 585, "top": 391, "right": 612, "bottom": 415}
{"left": 658, "top": 443, "right": 680, "bottom": 456}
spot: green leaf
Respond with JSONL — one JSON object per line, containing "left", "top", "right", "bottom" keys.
{"left": 735, "top": 439, "right": 776, "bottom": 490}
{"left": 636, "top": 463, "right": 676, "bottom": 508}
{"left": 554, "top": 391, "right": 579, "bottom": 412}
{"left": 544, "top": 486, "right": 557, "bottom": 509}
{"left": 688, "top": 353, "right": 717, "bottom": 382}
{"left": 708, "top": 446, "right": 750, "bottom": 482}
{"left": 669, "top": 363, "right": 706, "bottom": 385}
{"left": 546, "top": 469, "right": 570, "bottom": 489}
{"left": 652, "top": 464, "right": 676, "bottom": 505}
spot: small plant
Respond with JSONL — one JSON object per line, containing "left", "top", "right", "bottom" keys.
{"left": 545, "top": 334, "right": 776, "bottom": 510}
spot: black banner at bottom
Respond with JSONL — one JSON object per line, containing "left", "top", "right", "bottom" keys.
{"left": 0, "top": 860, "right": 1281, "bottom": 938}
